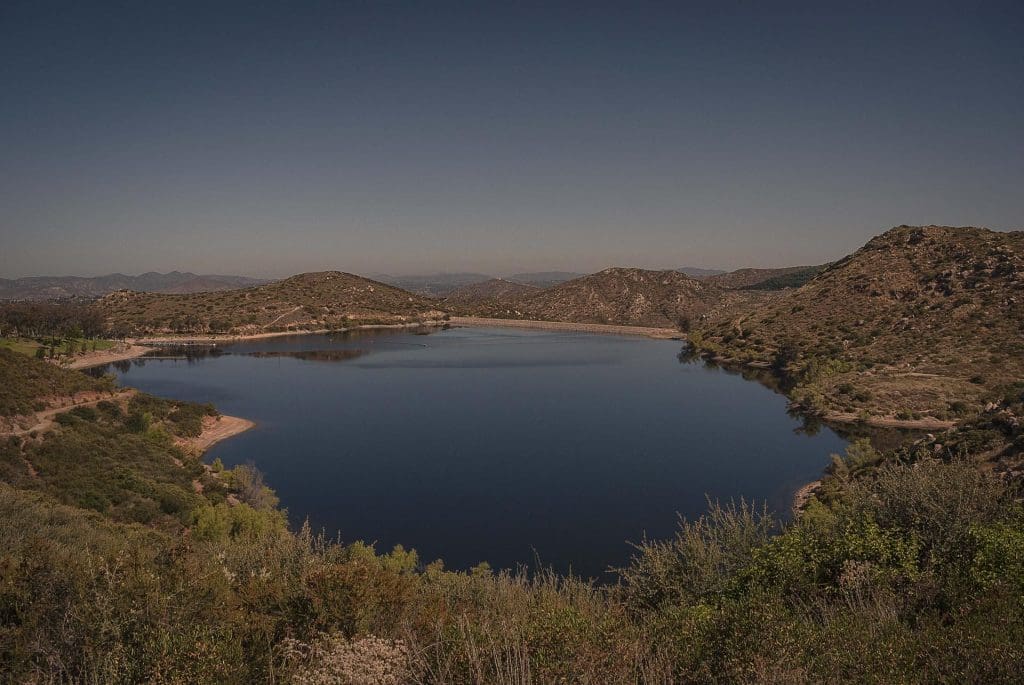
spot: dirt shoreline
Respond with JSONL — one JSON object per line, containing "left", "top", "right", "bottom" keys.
{"left": 178, "top": 415, "right": 255, "bottom": 454}
{"left": 792, "top": 479, "right": 823, "bottom": 514}
{"left": 449, "top": 316, "right": 683, "bottom": 339}
{"left": 127, "top": 320, "right": 448, "bottom": 345}
{"left": 67, "top": 345, "right": 153, "bottom": 370}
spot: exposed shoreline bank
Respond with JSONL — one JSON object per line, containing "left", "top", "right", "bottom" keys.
{"left": 66, "top": 345, "right": 153, "bottom": 370}
{"left": 449, "top": 316, "right": 683, "bottom": 339}
{"left": 179, "top": 415, "right": 256, "bottom": 454}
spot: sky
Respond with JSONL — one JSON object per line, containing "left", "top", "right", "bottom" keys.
{"left": 1, "top": 1, "right": 1022, "bottom": 279}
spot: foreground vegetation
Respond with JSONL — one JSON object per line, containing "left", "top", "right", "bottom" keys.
{"left": 1, "top": 349, "right": 1022, "bottom": 682}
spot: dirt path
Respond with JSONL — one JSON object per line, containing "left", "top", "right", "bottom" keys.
{"left": 176, "top": 415, "right": 255, "bottom": 454}
{"left": 2, "top": 389, "right": 136, "bottom": 437}
{"left": 449, "top": 316, "right": 683, "bottom": 339}
{"left": 267, "top": 305, "right": 303, "bottom": 327}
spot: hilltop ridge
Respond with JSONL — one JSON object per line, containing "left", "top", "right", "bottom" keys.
{"left": 98, "top": 270, "right": 444, "bottom": 336}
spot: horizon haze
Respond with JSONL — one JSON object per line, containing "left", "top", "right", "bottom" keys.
{"left": 2, "top": 1, "right": 1022, "bottom": 278}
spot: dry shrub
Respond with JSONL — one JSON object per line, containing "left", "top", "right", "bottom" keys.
{"left": 280, "top": 633, "right": 414, "bottom": 685}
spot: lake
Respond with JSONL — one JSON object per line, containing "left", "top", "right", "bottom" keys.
{"left": 101, "top": 325, "right": 847, "bottom": 578}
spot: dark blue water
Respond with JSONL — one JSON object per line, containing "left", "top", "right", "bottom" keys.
{"left": 104, "top": 326, "right": 846, "bottom": 577}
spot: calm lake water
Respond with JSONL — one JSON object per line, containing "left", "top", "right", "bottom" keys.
{"left": 102, "top": 326, "right": 847, "bottom": 577}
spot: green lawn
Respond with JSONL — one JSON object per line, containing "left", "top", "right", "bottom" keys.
{"left": 0, "top": 337, "right": 116, "bottom": 357}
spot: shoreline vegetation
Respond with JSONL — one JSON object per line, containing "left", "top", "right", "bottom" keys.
{"left": 3, "top": 344, "right": 1022, "bottom": 681}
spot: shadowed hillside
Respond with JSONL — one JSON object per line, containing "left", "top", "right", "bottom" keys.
{"left": 692, "top": 225, "right": 1024, "bottom": 423}
{"left": 706, "top": 264, "right": 827, "bottom": 290}
{"left": 98, "top": 271, "right": 445, "bottom": 336}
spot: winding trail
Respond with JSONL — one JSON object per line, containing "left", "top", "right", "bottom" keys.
{"left": 2, "top": 390, "right": 136, "bottom": 437}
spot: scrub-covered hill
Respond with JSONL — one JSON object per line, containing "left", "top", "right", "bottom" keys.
{"left": 98, "top": 271, "right": 445, "bottom": 336}
{"left": 692, "top": 225, "right": 1024, "bottom": 424}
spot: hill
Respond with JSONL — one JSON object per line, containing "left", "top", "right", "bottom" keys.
{"left": 98, "top": 271, "right": 445, "bottom": 336}
{"left": 443, "top": 278, "right": 540, "bottom": 310}
{"left": 459, "top": 268, "right": 721, "bottom": 328}
{"left": 692, "top": 225, "right": 1024, "bottom": 423}
{"left": 0, "top": 272, "right": 268, "bottom": 300}
{"left": 705, "top": 265, "right": 826, "bottom": 289}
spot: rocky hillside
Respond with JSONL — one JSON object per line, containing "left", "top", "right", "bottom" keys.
{"left": 693, "top": 225, "right": 1024, "bottom": 423}
{"left": 98, "top": 271, "right": 444, "bottom": 336}
{"left": 458, "top": 268, "right": 721, "bottom": 328}
{"left": 0, "top": 272, "right": 267, "bottom": 300}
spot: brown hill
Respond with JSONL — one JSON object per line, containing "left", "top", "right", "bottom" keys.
{"left": 458, "top": 268, "right": 721, "bottom": 328}
{"left": 443, "top": 278, "right": 540, "bottom": 310}
{"left": 706, "top": 265, "right": 826, "bottom": 290}
{"left": 98, "top": 271, "right": 445, "bottom": 336}
{"left": 694, "top": 225, "right": 1024, "bottom": 422}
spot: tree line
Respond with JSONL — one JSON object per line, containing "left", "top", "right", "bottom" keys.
{"left": 0, "top": 301, "right": 107, "bottom": 340}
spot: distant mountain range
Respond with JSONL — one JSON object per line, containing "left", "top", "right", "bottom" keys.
{"left": 0, "top": 272, "right": 269, "bottom": 301}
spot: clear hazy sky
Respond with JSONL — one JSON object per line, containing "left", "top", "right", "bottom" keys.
{"left": 2, "top": 1, "right": 1022, "bottom": 278}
